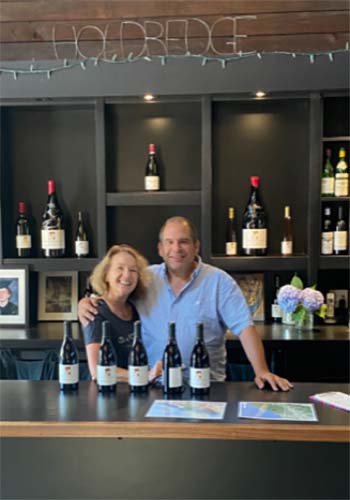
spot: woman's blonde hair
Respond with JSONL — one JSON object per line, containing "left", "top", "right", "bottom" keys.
{"left": 89, "top": 244, "right": 150, "bottom": 300}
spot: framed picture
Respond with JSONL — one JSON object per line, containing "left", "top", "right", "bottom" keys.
{"left": 38, "top": 271, "right": 78, "bottom": 321}
{"left": 0, "top": 266, "right": 29, "bottom": 326}
{"left": 233, "top": 273, "right": 265, "bottom": 322}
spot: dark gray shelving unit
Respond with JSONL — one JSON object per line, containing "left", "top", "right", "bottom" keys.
{"left": 0, "top": 91, "right": 349, "bottom": 322}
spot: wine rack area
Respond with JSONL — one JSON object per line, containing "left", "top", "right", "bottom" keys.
{"left": 0, "top": 93, "right": 349, "bottom": 324}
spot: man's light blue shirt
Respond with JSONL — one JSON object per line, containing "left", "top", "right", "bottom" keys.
{"left": 136, "top": 257, "right": 253, "bottom": 381}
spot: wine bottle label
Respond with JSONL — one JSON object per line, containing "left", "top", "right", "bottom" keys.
{"left": 321, "top": 177, "right": 334, "bottom": 195}
{"left": 225, "top": 242, "right": 237, "bottom": 255}
{"left": 59, "top": 363, "right": 79, "bottom": 384}
{"left": 190, "top": 367, "right": 210, "bottom": 389}
{"left": 75, "top": 240, "right": 89, "bottom": 256}
{"left": 334, "top": 174, "right": 349, "bottom": 197}
{"left": 41, "top": 229, "right": 65, "bottom": 250}
{"left": 326, "top": 293, "right": 335, "bottom": 319}
{"left": 16, "top": 234, "right": 32, "bottom": 249}
{"left": 281, "top": 241, "right": 293, "bottom": 255}
{"left": 334, "top": 231, "right": 347, "bottom": 251}
{"left": 144, "top": 176, "right": 160, "bottom": 191}
{"left": 128, "top": 365, "right": 148, "bottom": 386}
{"left": 242, "top": 229, "right": 267, "bottom": 249}
{"left": 97, "top": 365, "right": 117, "bottom": 386}
{"left": 321, "top": 232, "right": 333, "bottom": 254}
{"left": 168, "top": 367, "right": 182, "bottom": 388}
{"left": 271, "top": 303, "right": 282, "bottom": 319}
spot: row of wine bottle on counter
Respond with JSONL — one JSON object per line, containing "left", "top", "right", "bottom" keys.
{"left": 225, "top": 176, "right": 292, "bottom": 256}
{"left": 16, "top": 180, "right": 90, "bottom": 258}
{"left": 321, "top": 147, "right": 349, "bottom": 197}
{"left": 321, "top": 205, "right": 348, "bottom": 255}
{"left": 60, "top": 320, "right": 210, "bottom": 396}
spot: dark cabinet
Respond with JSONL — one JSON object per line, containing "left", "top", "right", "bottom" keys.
{"left": 0, "top": 93, "right": 349, "bottom": 322}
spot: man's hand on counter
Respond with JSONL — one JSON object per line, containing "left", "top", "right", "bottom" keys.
{"left": 255, "top": 370, "right": 294, "bottom": 392}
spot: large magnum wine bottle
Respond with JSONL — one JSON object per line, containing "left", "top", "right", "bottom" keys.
{"left": 225, "top": 206, "right": 237, "bottom": 255}
{"left": 162, "top": 322, "right": 182, "bottom": 395}
{"left": 144, "top": 143, "right": 160, "bottom": 191}
{"left": 189, "top": 323, "right": 210, "bottom": 396}
{"left": 128, "top": 320, "right": 149, "bottom": 393}
{"left": 97, "top": 321, "right": 117, "bottom": 393}
{"left": 41, "top": 179, "right": 65, "bottom": 257}
{"left": 242, "top": 176, "right": 267, "bottom": 256}
{"left": 75, "top": 211, "right": 89, "bottom": 258}
{"left": 16, "top": 201, "right": 32, "bottom": 257}
{"left": 59, "top": 321, "right": 79, "bottom": 391}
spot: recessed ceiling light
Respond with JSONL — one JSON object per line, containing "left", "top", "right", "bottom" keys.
{"left": 144, "top": 93, "right": 155, "bottom": 101}
{"left": 255, "top": 91, "right": 267, "bottom": 98}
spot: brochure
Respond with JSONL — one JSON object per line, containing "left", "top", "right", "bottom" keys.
{"left": 310, "top": 391, "right": 350, "bottom": 412}
{"left": 238, "top": 402, "right": 318, "bottom": 421}
{"left": 146, "top": 400, "right": 227, "bottom": 420}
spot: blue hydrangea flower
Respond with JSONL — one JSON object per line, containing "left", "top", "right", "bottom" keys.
{"left": 301, "top": 288, "right": 324, "bottom": 312}
{"left": 277, "top": 285, "right": 302, "bottom": 313}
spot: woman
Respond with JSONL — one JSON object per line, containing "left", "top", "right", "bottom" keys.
{"left": 81, "top": 244, "right": 150, "bottom": 382}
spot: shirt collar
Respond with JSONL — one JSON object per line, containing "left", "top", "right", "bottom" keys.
{"left": 160, "top": 255, "right": 203, "bottom": 282}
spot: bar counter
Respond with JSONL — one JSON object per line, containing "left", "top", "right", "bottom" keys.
{"left": 1, "top": 381, "right": 349, "bottom": 499}
{"left": 1, "top": 322, "right": 349, "bottom": 349}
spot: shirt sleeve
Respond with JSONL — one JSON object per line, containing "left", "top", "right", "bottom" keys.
{"left": 217, "top": 272, "right": 253, "bottom": 336}
{"left": 82, "top": 315, "right": 103, "bottom": 345}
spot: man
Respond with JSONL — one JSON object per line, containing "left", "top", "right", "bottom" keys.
{"left": 0, "top": 287, "right": 18, "bottom": 315}
{"left": 79, "top": 216, "right": 292, "bottom": 391}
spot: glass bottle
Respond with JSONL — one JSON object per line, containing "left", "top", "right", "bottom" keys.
{"left": 321, "top": 148, "right": 334, "bottom": 196}
{"left": 281, "top": 206, "right": 293, "bottom": 256}
{"left": 242, "top": 176, "right": 267, "bottom": 256}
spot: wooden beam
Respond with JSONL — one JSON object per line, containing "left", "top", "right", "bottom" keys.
{"left": 1, "top": 0, "right": 349, "bottom": 23}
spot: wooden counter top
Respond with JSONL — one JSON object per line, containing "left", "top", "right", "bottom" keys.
{"left": 1, "top": 381, "right": 349, "bottom": 442}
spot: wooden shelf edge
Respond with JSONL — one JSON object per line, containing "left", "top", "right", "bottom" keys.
{"left": 107, "top": 191, "right": 201, "bottom": 206}
{"left": 319, "top": 256, "right": 350, "bottom": 270}
{"left": 0, "top": 421, "right": 347, "bottom": 443}
{"left": 210, "top": 255, "right": 308, "bottom": 271}
{"left": 3, "top": 258, "right": 99, "bottom": 272}
{"left": 322, "top": 137, "right": 350, "bottom": 142}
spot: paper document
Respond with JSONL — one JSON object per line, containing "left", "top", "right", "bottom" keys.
{"left": 239, "top": 402, "right": 318, "bottom": 421}
{"left": 310, "top": 392, "right": 350, "bottom": 412}
{"left": 146, "top": 400, "right": 227, "bottom": 420}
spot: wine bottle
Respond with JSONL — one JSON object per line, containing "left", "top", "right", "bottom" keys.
{"left": 324, "top": 292, "right": 336, "bottom": 324}
{"left": 59, "top": 321, "right": 79, "bottom": 392}
{"left": 189, "top": 323, "right": 210, "bottom": 396}
{"left": 16, "top": 201, "right": 32, "bottom": 257}
{"left": 41, "top": 179, "right": 65, "bottom": 258}
{"left": 321, "top": 206, "right": 333, "bottom": 255}
{"left": 334, "top": 147, "right": 349, "bottom": 197}
{"left": 271, "top": 274, "right": 282, "bottom": 324}
{"left": 225, "top": 207, "right": 237, "bottom": 255}
{"left": 333, "top": 205, "right": 348, "bottom": 255}
{"left": 242, "top": 176, "right": 268, "bottom": 256}
{"left": 144, "top": 143, "right": 160, "bottom": 192}
{"left": 128, "top": 320, "right": 149, "bottom": 393}
{"left": 75, "top": 211, "right": 89, "bottom": 258}
{"left": 97, "top": 321, "right": 117, "bottom": 393}
{"left": 281, "top": 206, "right": 293, "bottom": 256}
{"left": 162, "top": 322, "right": 182, "bottom": 395}
{"left": 321, "top": 149, "right": 334, "bottom": 196}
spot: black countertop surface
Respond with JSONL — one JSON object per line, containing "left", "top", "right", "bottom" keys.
{"left": 0, "top": 323, "right": 349, "bottom": 350}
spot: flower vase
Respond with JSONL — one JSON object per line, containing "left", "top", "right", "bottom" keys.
{"left": 282, "top": 311, "right": 295, "bottom": 325}
{"left": 295, "top": 310, "right": 314, "bottom": 331}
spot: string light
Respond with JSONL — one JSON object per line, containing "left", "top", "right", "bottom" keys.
{"left": 1, "top": 46, "right": 349, "bottom": 79}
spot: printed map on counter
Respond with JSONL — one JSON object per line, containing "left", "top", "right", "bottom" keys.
{"left": 146, "top": 400, "right": 227, "bottom": 420}
{"left": 239, "top": 402, "right": 318, "bottom": 421}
